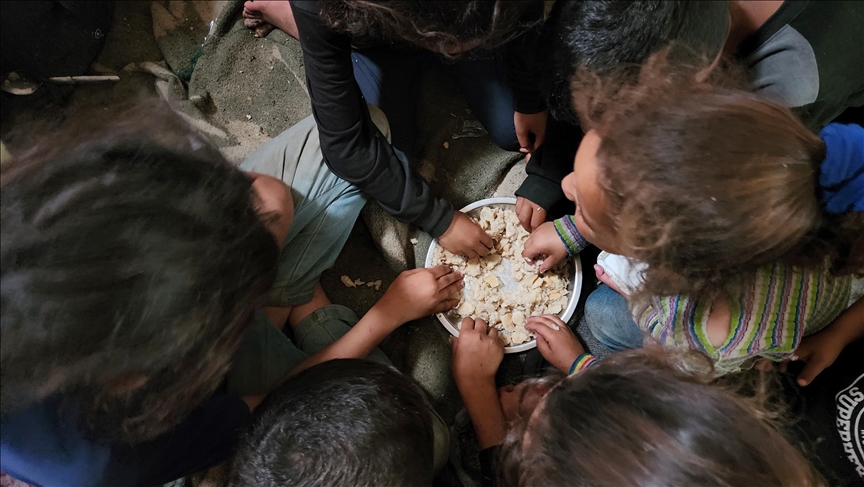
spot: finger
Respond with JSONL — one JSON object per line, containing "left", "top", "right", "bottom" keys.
{"left": 778, "top": 360, "right": 789, "bottom": 373}
{"left": 798, "top": 358, "right": 829, "bottom": 386}
{"left": 525, "top": 322, "right": 556, "bottom": 343}
{"left": 522, "top": 236, "right": 542, "bottom": 264}
{"left": 437, "top": 268, "right": 463, "bottom": 288}
{"left": 530, "top": 207, "right": 546, "bottom": 232}
{"left": 475, "top": 318, "right": 488, "bottom": 334}
{"left": 516, "top": 201, "right": 532, "bottom": 233}
{"left": 478, "top": 229, "right": 494, "bottom": 251}
{"left": 439, "top": 277, "right": 464, "bottom": 299}
{"left": 434, "top": 298, "right": 461, "bottom": 315}
{"left": 515, "top": 127, "right": 530, "bottom": 153}
{"left": 534, "top": 332, "right": 552, "bottom": 358}
{"left": 538, "top": 254, "right": 561, "bottom": 274}
{"left": 473, "top": 240, "right": 492, "bottom": 257}
{"left": 428, "top": 264, "right": 455, "bottom": 279}
{"left": 461, "top": 317, "right": 476, "bottom": 331}
{"left": 487, "top": 326, "right": 499, "bottom": 338}
{"left": 594, "top": 264, "right": 624, "bottom": 295}
{"left": 528, "top": 314, "right": 567, "bottom": 331}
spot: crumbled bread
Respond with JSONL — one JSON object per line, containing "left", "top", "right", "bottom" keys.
{"left": 433, "top": 207, "right": 571, "bottom": 346}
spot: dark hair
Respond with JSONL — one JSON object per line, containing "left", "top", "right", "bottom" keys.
{"left": 540, "top": 0, "right": 729, "bottom": 123}
{"left": 229, "top": 359, "right": 435, "bottom": 487}
{"left": 0, "top": 106, "right": 279, "bottom": 442}
{"left": 571, "top": 54, "right": 863, "bottom": 297}
{"left": 500, "top": 348, "right": 825, "bottom": 487}
{"left": 319, "top": 0, "right": 541, "bottom": 57}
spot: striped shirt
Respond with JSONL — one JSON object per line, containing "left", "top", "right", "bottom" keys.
{"left": 553, "top": 215, "right": 589, "bottom": 255}
{"left": 632, "top": 262, "right": 852, "bottom": 375}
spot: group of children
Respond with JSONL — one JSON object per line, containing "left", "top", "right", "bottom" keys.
{"left": 1, "top": 1, "right": 862, "bottom": 486}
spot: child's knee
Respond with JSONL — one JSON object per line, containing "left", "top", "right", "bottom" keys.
{"left": 250, "top": 173, "right": 295, "bottom": 246}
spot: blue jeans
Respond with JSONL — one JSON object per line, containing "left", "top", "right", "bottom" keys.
{"left": 585, "top": 285, "right": 645, "bottom": 351}
{"left": 351, "top": 47, "right": 520, "bottom": 156}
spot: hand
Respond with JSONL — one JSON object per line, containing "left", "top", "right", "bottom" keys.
{"left": 594, "top": 264, "right": 625, "bottom": 295}
{"left": 514, "top": 110, "right": 548, "bottom": 153}
{"left": 791, "top": 328, "right": 847, "bottom": 386}
{"left": 375, "top": 265, "right": 463, "bottom": 326}
{"left": 525, "top": 315, "right": 585, "bottom": 374}
{"left": 438, "top": 211, "right": 494, "bottom": 258}
{"left": 451, "top": 318, "right": 505, "bottom": 387}
{"left": 516, "top": 196, "right": 548, "bottom": 232}
{"left": 522, "top": 221, "right": 567, "bottom": 273}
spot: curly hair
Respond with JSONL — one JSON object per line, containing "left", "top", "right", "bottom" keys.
{"left": 319, "top": 0, "right": 542, "bottom": 57}
{"left": 498, "top": 347, "right": 825, "bottom": 487}
{"left": 571, "top": 52, "right": 863, "bottom": 298}
{"left": 0, "top": 105, "right": 279, "bottom": 442}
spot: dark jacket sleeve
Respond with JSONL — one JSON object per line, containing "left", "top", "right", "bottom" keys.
{"left": 515, "top": 117, "right": 581, "bottom": 216}
{"left": 505, "top": 1, "right": 547, "bottom": 114}
{"left": 291, "top": 1, "right": 454, "bottom": 237}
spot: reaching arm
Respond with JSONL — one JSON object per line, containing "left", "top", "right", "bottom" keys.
{"left": 290, "top": 266, "right": 463, "bottom": 375}
{"left": 292, "top": 2, "right": 454, "bottom": 237}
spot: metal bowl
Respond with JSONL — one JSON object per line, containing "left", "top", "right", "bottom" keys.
{"left": 425, "top": 197, "right": 583, "bottom": 353}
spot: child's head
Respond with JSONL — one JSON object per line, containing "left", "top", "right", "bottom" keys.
{"left": 229, "top": 359, "right": 437, "bottom": 487}
{"left": 563, "top": 58, "right": 862, "bottom": 296}
{"left": 541, "top": 0, "right": 730, "bottom": 122}
{"left": 500, "top": 349, "right": 824, "bottom": 487}
{"left": 319, "top": 0, "right": 540, "bottom": 56}
{"left": 0, "top": 108, "right": 281, "bottom": 442}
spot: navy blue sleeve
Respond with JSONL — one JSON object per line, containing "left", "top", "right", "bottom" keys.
{"left": 1, "top": 395, "right": 250, "bottom": 487}
{"left": 1, "top": 399, "right": 111, "bottom": 487}
{"left": 102, "top": 395, "right": 251, "bottom": 486}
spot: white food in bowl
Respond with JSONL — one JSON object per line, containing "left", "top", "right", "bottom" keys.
{"left": 432, "top": 206, "right": 572, "bottom": 347}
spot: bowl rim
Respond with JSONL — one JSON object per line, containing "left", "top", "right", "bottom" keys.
{"left": 424, "top": 197, "right": 583, "bottom": 353}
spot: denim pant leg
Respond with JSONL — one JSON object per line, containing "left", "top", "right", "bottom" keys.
{"left": 351, "top": 48, "right": 424, "bottom": 156}
{"left": 293, "top": 305, "right": 393, "bottom": 367}
{"left": 444, "top": 54, "right": 520, "bottom": 151}
{"left": 239, "top": 109, "right": 389, "bottom": 306}
{"left": 585, "top": 285, "right": 645, "bottom": 351}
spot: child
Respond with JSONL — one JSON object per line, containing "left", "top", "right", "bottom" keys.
{"left": 521, "top": 64, "right": 862, "bottom": 374}
{"left": 228, "top": 359, "right": 448, "bottom": 487}
{"left": 516, "top": 0, "right": 864, "bottom": 232}
{"left": 0, "top": 105, "right": 462, "bottom": 486}
{"left": 241, "top": 0, "right": 547, "bottom": 258}
{"left": 450, "top": 319, "right": 828, "bottom": 487}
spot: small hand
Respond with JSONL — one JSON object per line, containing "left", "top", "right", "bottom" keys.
{"left": 438, "top": 211, "right": 494, "bottom": 258}
{"left": 525, "top": 315, "right": 585, "bottom": 374}
{"left": 516, "top": 196, "right": 548, "bottom": 232}
{"left": 522, "top": 221, "right": 567, "bottom": 273}
{"left": 376, "top": 265, "right": 463, "bottom": 326}
{"left": 594, "top": 264, "right": 625, "bottom": 295}
{"left": 514, "top": 110, "right": 548, "bottom": 153}
{"left": 790, "top": 329, "right": 845, "bottom": 386}
{"left": 451, "top": 318, "right": 505, "bottom": 386}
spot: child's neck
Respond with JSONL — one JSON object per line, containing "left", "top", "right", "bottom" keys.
{"left": 724, "top": 1, "right": 786, "bottom": 55}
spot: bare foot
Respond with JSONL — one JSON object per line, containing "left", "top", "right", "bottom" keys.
{"left": 243, "top": 1, "right": 298, "bottom": 39}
